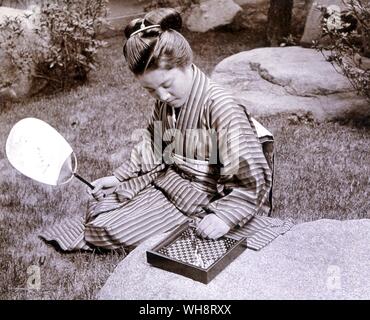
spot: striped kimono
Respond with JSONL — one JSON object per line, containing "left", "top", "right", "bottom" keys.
{"left": 41, "top": 65, "right": 293, "bottom": 252}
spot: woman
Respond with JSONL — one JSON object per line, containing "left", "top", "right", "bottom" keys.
{"left": 41, "top": 8, "right": 293, "bottom": 252}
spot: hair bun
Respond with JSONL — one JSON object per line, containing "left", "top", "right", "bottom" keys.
{"left": 159, "top": 8, "right": 182, "bottom": 31}
{"left": 145, "top": 8, "right": 182, "bottom": 32}
{"left": 124, "top": 18, "right": 143, "bottom": 39}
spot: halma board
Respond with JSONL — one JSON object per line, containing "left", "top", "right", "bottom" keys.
{"left": 146, "top": 222, "right": 247, "bottom": 284}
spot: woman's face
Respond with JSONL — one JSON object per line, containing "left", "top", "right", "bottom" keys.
{"left": 136, "top": 64, "right": 193, "bottom": 108}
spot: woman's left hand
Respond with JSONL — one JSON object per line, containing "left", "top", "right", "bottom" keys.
{"left": 196, "top": 214, "right": 231, "bottom": 240}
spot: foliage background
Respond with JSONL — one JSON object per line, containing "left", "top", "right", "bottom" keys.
{"left": 0, "top": 0, "right": 108, "bottom": 97}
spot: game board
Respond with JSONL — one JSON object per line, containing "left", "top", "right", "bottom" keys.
{"left": 146, "top": 222, "right": 247, "bottom": 284}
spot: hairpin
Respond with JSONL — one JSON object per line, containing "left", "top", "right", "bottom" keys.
{"left": 130, "top": 24, "right": 160, "bottom": 38}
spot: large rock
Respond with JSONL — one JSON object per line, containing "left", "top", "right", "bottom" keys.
{"left": 98, "top": 219, "right": 370, "bottom": 300}
{"left": 211, "top": 46, "right": 369, "bottom": 121}
{"left": 0, "top": 6, "right": 40, "bottom": 101}
{"left": 300, "top": 0, "right": 347, "bottom": 47}
{"left": 230, "top": 0, "right": 309, "bottom": 36}
{"left": 235, "top": 0, "right": 266, "bottom": 5}
{"left": 185, "top": 0, "right": 242, "bottom": 32}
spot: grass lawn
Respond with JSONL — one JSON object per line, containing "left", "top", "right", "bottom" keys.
{"left": 0, "top": 29, "right": 369, "bottom": 299}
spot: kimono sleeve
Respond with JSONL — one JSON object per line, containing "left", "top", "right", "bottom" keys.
{"left": 205, "top": 102, "right": 272, "bottom": 228}
{"left": 113, "top": 101, "right": 163, "bottom": 182}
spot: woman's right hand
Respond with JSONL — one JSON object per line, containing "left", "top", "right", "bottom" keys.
{"left": 87, "top": 175, "right": 120, "bottom": 201}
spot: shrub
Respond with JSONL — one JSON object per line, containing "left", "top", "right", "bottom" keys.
{"left": 313, "top": 0, "right": 370, "bottom": 101}
{"left": 0, "top": 0, "right": 109, "bottom": 96}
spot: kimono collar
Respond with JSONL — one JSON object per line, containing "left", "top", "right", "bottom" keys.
{"left": 175, "top": 64, "right": 209, "bottom": 131}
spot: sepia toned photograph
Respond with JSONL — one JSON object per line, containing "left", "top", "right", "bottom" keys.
{"left": 0, "top": 0, "right": 369, "bottom": 303}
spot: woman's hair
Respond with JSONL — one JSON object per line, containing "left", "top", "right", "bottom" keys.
{"left": 123, "top": 8, "right": 193, "bottom": 75}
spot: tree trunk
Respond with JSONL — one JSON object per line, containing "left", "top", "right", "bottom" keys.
{"left": 267, "top": 0, "right": 293, "bottom": 46}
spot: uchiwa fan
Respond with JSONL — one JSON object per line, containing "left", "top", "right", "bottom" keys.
{"left": 6, "top": 117, "right": 94, "bottom": 189}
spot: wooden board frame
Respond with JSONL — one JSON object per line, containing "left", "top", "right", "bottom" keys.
{"left": 146, "top": 222, "right": 247, "bottom": 284}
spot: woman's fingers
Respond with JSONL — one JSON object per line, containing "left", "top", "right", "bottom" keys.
{"left": 199, "top": 226, "right": 221, "bottom": 239}
{"left": 207, "top": 229, "right": 223, "bottom": 240}
{"left": 92, "top": 189, "right": 106, "bottom": 201}
{"left": 197, "top": 223, "right": 213, "bottom": 238}
{"left": 86, "top": 182, "right": 105, "bottom": 200}
{"left": 196, "top": 216, "right": 210, "bottom": 237}
{"left": 196, "top": 214, "right": 230, "bottom": 239}
{"left": 196, "top": 215, "right": 216, "bottom": 238}
{"left": 86, "top": 176, "right": 120, "bottom": 200}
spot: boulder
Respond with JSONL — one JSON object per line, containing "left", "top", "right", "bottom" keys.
{"left": 231, "top": 0, "right": 309, "bottom": 36}
{"left": 0, "top": 6, "right": 40, "bottom": 101}
{"left": 0, "top": 7, "right": 35, "bottom": 27}
{"left": 235, "top": 0, "right": 267, "bottom": 5}
{"left": 98, "top": 219, "right": 370, "bottom": 299}
{"left": 185, "top": 0, "right": 242, "bottom": 32}
{"left": 300, "top": 0, "right": 347, "bottom": 47}
{"left": 211, "top": 46, "right": 369, "bottom": 121}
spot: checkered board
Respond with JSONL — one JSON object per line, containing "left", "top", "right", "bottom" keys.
{"left": 157, "top": 227, "right": 238, "bottom": 269}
